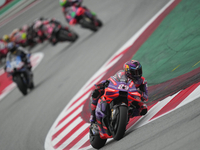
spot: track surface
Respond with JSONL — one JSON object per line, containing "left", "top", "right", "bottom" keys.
{"left": 0, "top": 0, "right": 200, "bottom": 150}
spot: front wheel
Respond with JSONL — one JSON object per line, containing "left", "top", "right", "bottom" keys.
{"left": 14, "top": 75, "right": 27, "bottom": 95}
{"left": 113, "top": 105, "right": 128, "bottom": 140}
{"left": 57, "top": 29, "right": 78, "bottom": 42}
{"left": 29, "top": 81, "right": 34, "bottom": 90}
{"left": 96, "top": 18, "right": 103, "bottom": 27}
{"left": 79, "top": 16, "right": 98, "bottom": 32}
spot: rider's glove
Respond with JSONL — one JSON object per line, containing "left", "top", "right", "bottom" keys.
{"left": 137, "top": 89, "right": 145, "bottom": 101}
{"left": 103, "top": 80, "right": 110, "bottom": 88}
{"left": 141, "top": 96, "right": 148, "bottom": 102}
{"left": 92, "top": 89, "right": 101, "bottom": 99}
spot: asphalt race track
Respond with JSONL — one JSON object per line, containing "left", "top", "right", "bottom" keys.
{"left": 0, "top": 0, "right": 200, "bottom": 150}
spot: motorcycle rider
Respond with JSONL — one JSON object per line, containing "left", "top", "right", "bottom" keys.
{"left": 32, "top": 17, "right": 61, "bottom": 45}
{"left": 90, "top": 60, "right": 148, "bottom": 124}
{"left": 10, "top": 31, "right": 27, "bottom": 46}
{"left": 3, "top": 26, "right": 29, "bottom": 46}
{"left": 60, "top": 0, "right": 97, "bottom": 25}
{"left": 5, "top": 42, "right": 33, "bottom": 86}
{"left": 2, "top": 34, "right": 10, "bottom": 43}
{"left": 60, "top": 0, "right": 83, "bottom": 24}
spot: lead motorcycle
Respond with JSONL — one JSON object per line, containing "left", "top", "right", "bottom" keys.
{"left": 89, "top": 78, "right": 142, "bottom": 149}
{"left": 66, "top": 6, "right": 103, "bottom": 31}
{"left": 6, "top": 55, "right": 34, "bottom": 95}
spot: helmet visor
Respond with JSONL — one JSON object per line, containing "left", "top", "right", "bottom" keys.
{"left": 130, "top": 67, "right": 142, "bottom": 78}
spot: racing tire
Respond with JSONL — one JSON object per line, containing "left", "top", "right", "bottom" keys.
{"left": 58, "top": 29, "right": 78, "bottom": 42}
{"left": 89, "top": 128, "right": 107, "bottom": 149}
{"left": 29, "top": 81, "right": 34, "bottom": 90}
{"left": 14, "top": 75, "right": 27, "bottom": 95}
{"left": 113, "top": 105, "right": 128, "bottom": 140}
{"left": 96, "top": 19, "right": 103, "bottom": 27}
{"left": 79, "top": 17, "right": 98, "bottom": 32}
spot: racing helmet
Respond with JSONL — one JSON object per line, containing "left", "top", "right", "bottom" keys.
{"left": 3, "top": 35, "right": 10, "bottom": 42}
{"left": 21, "top": 32, "right": 27, "bottom": 40}
{"left": 59, "top": 0, "right": 67, "bottom": 6}
{"left": 124, "top": 60, "right": 143, "bottom": 80}
{"left": 33, "top": 20, "right": 42, "bottom": 31}
{"left": 7, "top": 42, "right": 16, "bottom": 53}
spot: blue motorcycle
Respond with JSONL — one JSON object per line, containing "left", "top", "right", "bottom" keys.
{"left": 6, "top": 56, "right": 34, "bottom": 95}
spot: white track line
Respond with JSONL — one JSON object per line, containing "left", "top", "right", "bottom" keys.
{"left": 176, "top": 85, "right": 200, "bottom": 109}
{"left": 54, "top": 106, "right": 83, "bottom": 134}
{"left": 52, "top": 117, "right": 83, "bottom": 146}
{"left": 70, "top": 132, "right": 91, "bottom": 150}
{"left": 58, "top": 123, "right": 90, "bottom": 150}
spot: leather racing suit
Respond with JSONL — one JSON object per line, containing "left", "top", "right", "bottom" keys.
{"left": 90, "top": 70, "right": 148, "bottom": 123}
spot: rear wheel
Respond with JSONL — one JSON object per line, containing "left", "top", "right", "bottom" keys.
{"left": 112, "top": 105, "right": 128, "bottom": 140}
{"left": 14, "top": 75, "right": 27, "bottom": 95}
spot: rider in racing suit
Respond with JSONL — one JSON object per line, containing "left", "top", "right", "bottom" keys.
{"left": 90, "top": 60, "right": 148, "bottom": 124}
{"left": 60, "top": 0, "right": 96, "bottom": 25}
{"left": 60, "top": 0, "right": 83, "bottom": 24}
{"left": 32, "top": 18, "right": 61, "bottom": 45}
{"left": 2, "top": 25, "right": 31, "bottom": 47}
{"left": 4, "top": 42, "right": 33, "bottom": 86}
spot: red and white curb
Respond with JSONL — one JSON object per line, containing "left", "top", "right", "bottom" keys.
{"left": 0, "top": 52, "right": 44, "bottom": 101}
{"left": 44, "top": 0, "right": 198, "bottom": 150}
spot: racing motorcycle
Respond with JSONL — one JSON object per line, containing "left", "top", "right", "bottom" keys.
{"left": 5, "top": 56, "right": 34, "bottom": 95}
{"left": 67, "top": 6, "right": 103, "bottom": 31}
{"left": 38, "top": 21, "right": 78, "bottom": 45}
{"left": 11, "top": 31, "right": 37, "bottom": 48}
{"left": 89, "top": 79, "right": 142, "bottom": 149}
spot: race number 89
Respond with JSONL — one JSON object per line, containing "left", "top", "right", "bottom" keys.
{"left": 118, "top": 84, "right": 129, "bottom": 90}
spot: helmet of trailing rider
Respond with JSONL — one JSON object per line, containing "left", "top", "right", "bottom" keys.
{"left": 7, "top": 42, "right": 16, "bottom": 53}
{"left": 3, "top": 35, "right": 10, "bottom": 42}
{"left": 124, "top": 60, "right": 142, "bottom": 80}
{"left": 33, "top": 20, "right": 42, "bottom": 31}
{"left": 21, "top": 32, "right": 27, "bottom": 40}
{"left": 59, "top": 0, "right": 67, "bottom": 6}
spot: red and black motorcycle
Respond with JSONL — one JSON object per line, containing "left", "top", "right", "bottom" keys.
{"left": 66, "top": 6, "right": 103, "bottom": 31}
{"left": 89, "top": 79, "right": 143, "bottom": 149}
{"left": 37, "top": 21, "right": 78, "bottom": 45}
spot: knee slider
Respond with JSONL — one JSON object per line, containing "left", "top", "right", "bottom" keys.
{"left": 140, "top": 109, "right": 147, "bottom": 116}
